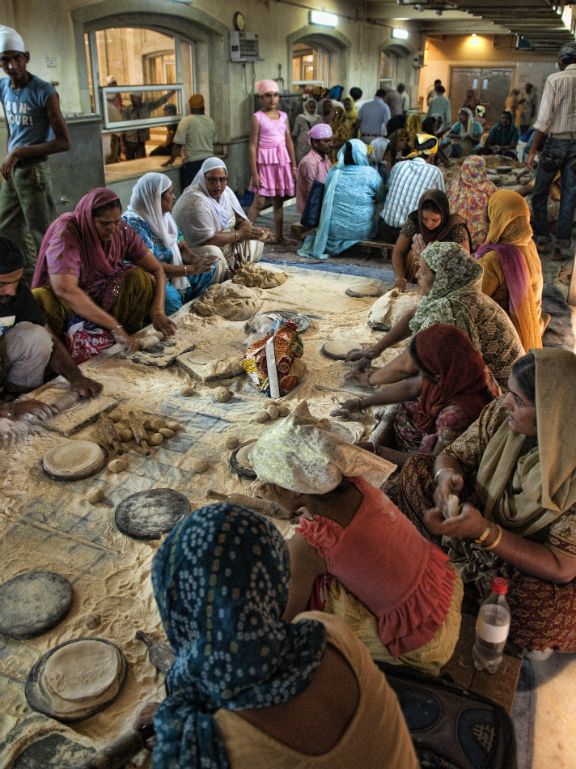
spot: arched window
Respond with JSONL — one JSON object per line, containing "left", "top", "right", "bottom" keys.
{"left": 292, "top": 42, "right": 331, "bottom": 88}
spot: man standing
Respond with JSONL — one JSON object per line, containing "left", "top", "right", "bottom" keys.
{"left": 528, "top": 43, "right": 576, "bottom": 260}
{"left": 397, "top": 83, "right": 409, "bottom": 115}
{"left": 0, "top": 26, "right": 70, "bottom": 274}
{"left": 124, "top": 91, "right": 175, "bottom": 160}
{"left": 357, "top": 89, "right": 391, "bottom": 144}
{"left": 518, "top": 83, "right": 537, "bottom": 135}
{"left": 426, "top": 84, "right": 451, "bottom": 128}
{"left": 0, "top": 236, "right": 101, "bottom": 421}
{"left": 384, "top": 86, "right": 403, "bottom": 118}
{"left": 378, "top": 134, "right": 445, "bottom": 243}
{"left": 163, "top": 94, "right": 215, "bottom": 190}
{"left": 295, "top": 123, "right": 332, "bottom": 213}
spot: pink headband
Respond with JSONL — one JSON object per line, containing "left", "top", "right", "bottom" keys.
{"left": 309, "top": 123, "right": 333, "bottom": 141}
{"left": 256, "top": 79, "right": 279, "bottom": 96}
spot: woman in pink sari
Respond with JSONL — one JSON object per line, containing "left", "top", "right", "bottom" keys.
{"left": 32, "top": 188, "right": 175, "bottom": 351}
{"left": 475, "top": 189, "right": 546, "bottom": 350}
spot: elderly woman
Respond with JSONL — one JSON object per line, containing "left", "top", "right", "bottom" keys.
{"left": 292, "top": 98, "right": 321, "bottom": 163}
{"left": 389, "top": 349, "right": 576, "bottom": 654}
{"left": 390, "top": 189, "right": 471, "bottom": 292}
{"left": 149, "top": 502, "right": 419, "bottom": 768}
{"left": 298, "top": 139, "right": 384, "bottom": 259}
{"left": 31, "top": 188, "right": 175, "bottom": 352}
{"left": 475, "top": 189, "right": 546, "bottom": 350}
{"left": 333, "top": 324, "right": 497, "bottom": 465}
{"left": 251, "top": 401, "right": 463, "bottom": 675}
{"left": 122, "top": 172, "right": 216, "bottom": 315}
{"left": 172, "top": 157, "right": 268, "bottom": 280}
{"left": 447, "top": 108, "right": 483, "bottom": 158}
{"left": 347, "top": 242, "right": 524, "bottom": 391}
{"left": 447, "top": 156, "right": 497, "bottom": 250}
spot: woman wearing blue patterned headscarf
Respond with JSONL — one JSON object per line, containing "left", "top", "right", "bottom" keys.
{"left": 151, "top": 503, "right": 327, "bottom": 769}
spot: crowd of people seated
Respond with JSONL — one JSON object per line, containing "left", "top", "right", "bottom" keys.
{"left": 3, "top": 23, "right": 576, "bottom": 766}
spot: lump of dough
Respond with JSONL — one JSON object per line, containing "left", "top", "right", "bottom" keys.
{"left": 266, "top": 404, "right": 279, "bottom": 420}
{"left": 277, "top": 403, "right": 291, "bottom": 417}
{"left": 215, "top": 387, "right": 232, "bottom": 403}
{"left": 86, "top": 486, "right": 105, "bottom": 504}
{"left": 444, "top": 494, "right": 461, "bottom": 519}
{"left": 118, "top": 428, "right": 133, "bottom": 442}
{"left": 254, "top": 411, "right": 270, "bottom": 423}
{"left": 165, "top": 420, "right": 181, "bottom": 431}
{"left": 180, "top": 385, "right": 195, "bottom": 397}
{"left": 191, "top": 458, "right": 210, "bottom": 474}
{"left": 108, "top": 410, "right": 123, "bottom": 423}
{"left": 138, "top": 332, "right": 163, "bottom": 350}
{"left": 151, "top": 417, "right": 167, "bottom": 431}
{"left": 108, "top": 458, "right": 127, "bottom": 473}
{"left": 148, "top": 432, "right": 164, "bottom": 446}
{"left": 225, "top": 435, "right": 240, "bottom": 450}
{"left": 159, "top": 427, "right": 175, "bottom": 439}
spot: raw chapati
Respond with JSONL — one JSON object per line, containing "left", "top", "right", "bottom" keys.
{"left": 0, "top": 571, "right": 73, "bottom": 639}
{"left": 42, "top": 440, "right": 106, "bottom": 481}
{"left": 321, "top": 339, "right": 359, "bottom": 361}
{"left": 230, "top": 440, "right": 257, "bottom": 480}
{"left": 114, "top": 488, "right": 191, "bottom": 540}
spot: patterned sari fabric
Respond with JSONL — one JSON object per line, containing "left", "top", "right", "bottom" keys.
{"left": 409, "top": 242, "right": 524, "bottom": 390}
{"left": 475, "top": 189, "right": 544, "bottom": 350}
{"left": 446, "top": 156, "right": 497, "bottom": 250}
{"left": 151, "top": 503, "right": 327, "bottom": 769}
{"left": 386, "top": 349, "right": 576, "bottom": 651}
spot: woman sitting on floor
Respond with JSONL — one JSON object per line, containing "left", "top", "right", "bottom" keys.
{"left": 333, "top": 324, "right": 498, "bottom": 466}
{"left": 347, "top": 242, "right": 524, "bottom": 391}
{"left": 251, "top": 401, "right": 463, "bottom": 675}
{"left": 475, "top": 189, "right": 547, "bottom": 350}
{"left": 148, "top": 501, "right": 419, "bottom": 769}
{"left": 387, "top": 349, "right": 576, "bottom": 654}
{"left": 122, "top": 172, "right": 217, "bottom": 315}
{"left": 298, "top": 139, "right": 385, "bottom": 260}
{"left": 32, "top": 188, "right": 175, "bottom": 352}
{"left": 172, "top": 157, "right": 270, "bottom": 280}
{"left": 446, "top": 156, "right": 497, "bottom": 251}
{"left": 390, "top": 189, "right": 471, "bottom": 292}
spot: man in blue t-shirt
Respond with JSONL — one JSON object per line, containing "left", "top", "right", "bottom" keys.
{"left": 0, "top": 26, "right": 70, "bottom": 274}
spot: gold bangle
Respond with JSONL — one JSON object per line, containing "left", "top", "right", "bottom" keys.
{"left": 484, "top": 525, "right": 504, "bottom": 551}
{"left": 474, "top": 525, "right": 492, "bottom": 545}
{"left": 151, "top": 311, "right": 165, "bottom": 316}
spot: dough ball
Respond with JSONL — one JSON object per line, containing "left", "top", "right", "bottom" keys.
{"left": 143, "top": 419, "right": 153, "bottom": 430}
{"left": 108, "top": 410, "right": 123, "bottom": 423}
{"left": 445, "top": 494, "right": 461, "bottom": 519}
{"left": 159, "top": 427, "right": 175, "bottom": 439}
{"left": 225, "top": 434, "right": 240, "bottom": 450}
{"left": 86, "top": 486, "right": 105, "bottom": 504}
{"left": 266, "top": 404, "right": 279, "bottom": 420}
{"left": 108, "top": 458, "right": 127, "bottom": 474}
{"left": 151, "top": 417, "right": 167, "bottom": 431}
{"left": 85, "top": 613, "right": 101, "bottom": 630}
{"left": 148, "top": 432, "right": 164, "bottom": 446}
{"left": 120, "top": 442, "right": 132, "bottom": 453}
{"left": 277, "top": 403, "right": 291, "bottom": 417}
{"left": 180, "top": 385, "right": 195, "bottom": 397}
{"left": 215, "top": 387, "right": 232, "bottom": 403}
{"left": 254, "top": 411, "right": 270, "bottom": 423}
{"left": 165, "top": 420, "right": 181, "bottom": 432}
{"left": 138, "top": 332, "right": 163, "bottom": 350}
{"left": 118, "top": 428, "right": 133, "bottom": 442}
{"left": 117, "top": 419, "right": 131, "bottom": 429}
{"left": 191, "top": 458, "right": 210, "bottom": 474}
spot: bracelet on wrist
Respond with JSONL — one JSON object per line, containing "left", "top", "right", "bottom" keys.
{"left": 151, "top": 311, "right": 165, "bottom": 317}
{"left": 0, "top": 403, "right": 13, "bottom": 418}
{"left": 484, "top": 525, "right": 504, "bottom": 551}
{"left": 474, "top": 525, "right": 492, "bottom": 545}
{"left": 110, "top": 324, "right": 122, "bottom": 334}
{"left": 434, "top": 468, "right": 447, "bottom": 482}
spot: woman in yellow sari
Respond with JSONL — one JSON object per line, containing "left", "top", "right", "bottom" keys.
{"left": 475, "top": 189, "right": 546, "bottom": 350}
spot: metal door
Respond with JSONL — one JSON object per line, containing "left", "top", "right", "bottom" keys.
{"left": 449, "top": 67, "right": 513, "bottom": 127}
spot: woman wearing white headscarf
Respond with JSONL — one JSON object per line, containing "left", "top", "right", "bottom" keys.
{"left": 122, "top": 172, "right": 217, "bottom": 314}
{"left": 172, "top": 158, "right": 269, "bottom": 279}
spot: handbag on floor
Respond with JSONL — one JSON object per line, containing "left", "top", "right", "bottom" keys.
{"left": 300, "top": 180, "right": 325, "bottom": 228}
{"left": 377, "top": 661, "right": 517, "bottom": 769}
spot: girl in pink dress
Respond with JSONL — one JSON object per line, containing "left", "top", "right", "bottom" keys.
{"left": 248, "top": 79, "right": 297, "bottom": 243}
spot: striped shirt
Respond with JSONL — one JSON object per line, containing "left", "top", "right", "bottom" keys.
{"left": 380, "top": 158, "right": 445, "bottom": 228}
{"left": 533, "top": 64, "right": 576, "bottom": 135}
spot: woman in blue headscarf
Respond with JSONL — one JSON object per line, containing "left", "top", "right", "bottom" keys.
{"left": 298, "top": 139, "right": 385, "bottom": 259}
{"left": 150, "top": 503, "right": 417, "bottom": 769}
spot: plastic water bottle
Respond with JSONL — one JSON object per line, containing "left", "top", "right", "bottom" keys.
{"left": 472, "top": 577, "right": 511, "bottom": 674}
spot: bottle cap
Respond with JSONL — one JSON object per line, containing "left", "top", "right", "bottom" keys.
{"left": 492, "top": 576, "right": 508, "bottom": 595}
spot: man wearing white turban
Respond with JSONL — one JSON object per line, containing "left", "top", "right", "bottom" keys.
{"left": 0, "top": 26, "right": 71, "bottom": 275}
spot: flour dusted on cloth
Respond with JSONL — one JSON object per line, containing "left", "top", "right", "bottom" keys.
{"left": 368, "top": 289, "right": 421, "bottom": 330}
{"left": 192, "top": 282, "right": 263, "bottom": 320}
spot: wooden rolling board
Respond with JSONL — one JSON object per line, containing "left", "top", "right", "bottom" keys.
{"left": 23, "top": 383, "right": 118, "bottom": 436}
{"left": 117, "top": 332, "right": 196, "bottom": 368}
{"left": 176, "top": 345, "right": 244, "bottom": 382}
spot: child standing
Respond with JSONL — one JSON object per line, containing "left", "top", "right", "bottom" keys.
{"left": 248, "top": 79, "right": 296, "bottom": 243}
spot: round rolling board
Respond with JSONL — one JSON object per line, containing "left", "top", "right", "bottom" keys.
{"left": 230, "top": 440, "right": 257, "bottom": 480}
{"left": 114, "top": 488, "right": 191, "bottom": 541}
{"left": 0, "top": 571, "right": 73, "bottom": 639}
{"left": 344, "top": 283, "right": 383, "bottom": 298}
{"left": 11, "top": 733, "right": 94, "bottom": 769}
{"left": 41, "top": 440, "right": 107, "bottom": 482}
{"left": 321, "top": 338, "right": 359, "bottom": 361}
{"left": 25, "top": 637, "right": 127, "bottom": 723}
